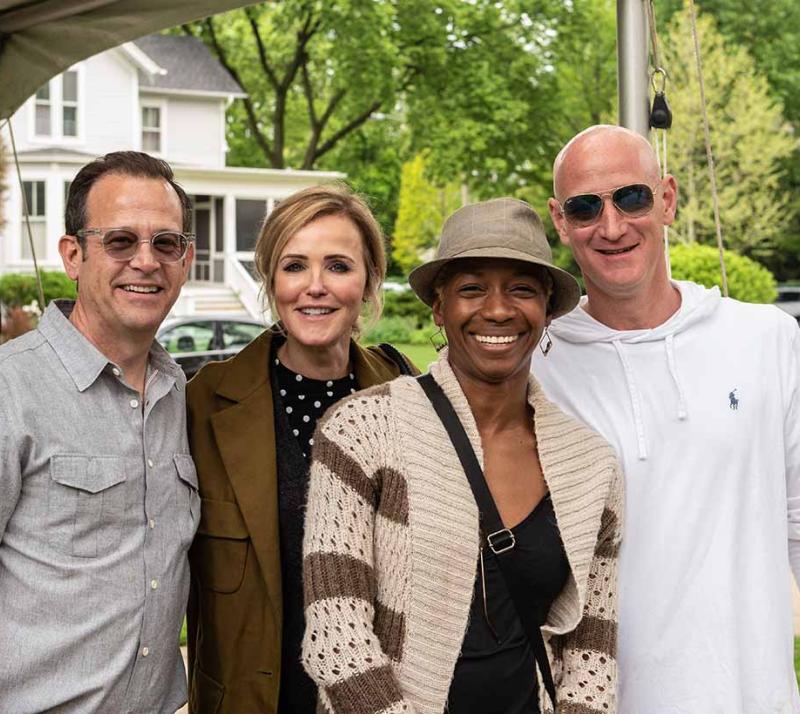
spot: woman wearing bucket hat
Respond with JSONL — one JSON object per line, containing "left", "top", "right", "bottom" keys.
{"left": 301, "top": 198, "right": 623, "bottom": 714}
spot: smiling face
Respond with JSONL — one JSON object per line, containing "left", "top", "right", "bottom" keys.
{"left": 549, "top": 128, "right": 677, "bottom": 306}
{"left": 432, "top": 258, "right": 551, "bottom": 386}
{"left": 273, "top": 213, "right": 368, "bottom": 352}
{"left": 59, "top": 172, "right": 192, "bottom": 347}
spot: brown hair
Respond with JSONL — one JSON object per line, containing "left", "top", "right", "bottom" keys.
{"left": 66, "top": 151, "right": 192, "bottom": 237}
{"left": 254, "top": 183, "right": 386, "bottom": 330}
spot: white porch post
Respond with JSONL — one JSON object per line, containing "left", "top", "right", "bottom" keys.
{"left": 617, "top": 0, "right": 650, "bottom": 137}
{"left": 223, "top": 193, "right": 236, "bottom": 284}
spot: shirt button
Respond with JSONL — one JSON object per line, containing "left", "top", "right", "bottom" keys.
{"left": 112, "top": 367, "right": 121, "bottom": 377}
{"left": 141, "top": 647, "right": 150, "bottom": 657}
{"left": 148, "top": 518, "right": 156, "bottom": 529}
{"left": 147, "top": 459, "right": 154, "bottom": 468}
{"left": 150, "top": 579, "right": 158, "bottom": 590}
{"left": 130, "top": 398, "right": 139, "bottom": 409}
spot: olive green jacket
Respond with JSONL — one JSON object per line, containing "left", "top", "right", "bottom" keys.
{"left": 186, "top": 330, "right": 414, "bottom": 714}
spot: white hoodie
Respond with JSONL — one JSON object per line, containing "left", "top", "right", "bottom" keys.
{"left": 533, "top": 280, "right": 800, "bottom": 714}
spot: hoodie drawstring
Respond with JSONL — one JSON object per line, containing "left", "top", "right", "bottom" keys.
{"left": 612, "top": 336, "right": 689, "bottom": 461}
{"left": 612, "top": 340, "right": 649, "bottom": 461}
{"left": 665, "top": 334, "right": 689, "bottom": 421}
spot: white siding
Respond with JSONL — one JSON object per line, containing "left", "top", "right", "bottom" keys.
{"left": 152, "top": 94, "right": 226, "bottom": 168}
{"left": 9, "top": 50, "right": 138, "bottom": 156}
{"left": 82, "top": 50, "right": 138, "bottom": 154}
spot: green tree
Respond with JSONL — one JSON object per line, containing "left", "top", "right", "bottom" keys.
{"left": 517, "top": 0, "right": 619, "bottom": 213}
{"left": 656, "top": 0, "right": 800, "bottom": 123}
{"left": 181, "top": 0, "right": 413, "bottom": 171}
{"left": 183, "top": 2, "right": 575, "bottom": 181}
{"left": 661, "top": 4, "right": 796, "bottom": 260}
{"left": 655, "top": 0, "right": 800, "bottom": 279}
{"left": 406, "top": 0, "right": 568, "bottom": 198}
{"left": 320, "top": 115, "right": 406, "bottom": 239}
{"left": 669, "top": 243, "right": 777, "bottom": 303}
{"left": 392, "top": 154, "right": 460, "bottom": 274}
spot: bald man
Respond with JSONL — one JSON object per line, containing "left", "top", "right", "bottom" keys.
{"left": 533, "top": 125, "right": 800, "bottom": 713}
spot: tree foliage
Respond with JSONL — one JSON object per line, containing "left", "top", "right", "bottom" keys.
{"left": 654, "top": 0, "right": 800, "bottom": 279}
{"left": 660, "top": 4, "right": 796, "bottom": 260}
{"left": 656, "top": 0, "right": 800, "bottom": 124}
{"left": 182, "top": 0, "right": 412, "bottom": 171}
{"left": 391, "top": 154, "right": 460, "bottom": 274}
{"left": 669, "top": 243, "right": 777, "bottom": 303}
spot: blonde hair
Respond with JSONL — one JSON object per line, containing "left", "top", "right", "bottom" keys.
{"left": 254, "top": 183, "right": 386, "bottom": 332}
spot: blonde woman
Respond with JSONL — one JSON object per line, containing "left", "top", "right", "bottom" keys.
{"left": 186, "top": 185, "right": 414, "bottom": 713}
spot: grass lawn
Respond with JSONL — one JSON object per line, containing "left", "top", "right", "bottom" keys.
{"left": 392, "top": 343, "right": 438, "bottom": 371}
{"left": 796, "top": 637, "right": 800, "bottom": 684}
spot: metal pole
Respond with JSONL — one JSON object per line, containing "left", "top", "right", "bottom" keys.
{"left": 617, "top": 0, "right": 650, "bottom": 137}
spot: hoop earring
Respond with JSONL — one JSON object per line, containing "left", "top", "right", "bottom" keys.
{"left": 430, "top": 326, "right": 447, "bottom": 352}
{"left": 540, "top": 327, "right": 553, "bottom": 356}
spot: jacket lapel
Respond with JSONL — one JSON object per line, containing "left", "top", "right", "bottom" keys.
{"left": 205, "top": 337, "right": 403, "bottom": 629}
{"left": 210, "top": 332, "right": 283, "bottom": 624}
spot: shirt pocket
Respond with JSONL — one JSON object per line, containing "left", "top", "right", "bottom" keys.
{"left": 192, "top": 499, "right": 250, "bottom": 594}
{"left": 49, "top": 455, "right": 129, "bottom": 558}
{"left": 174, "top": 454, "right": 201, "bottom": 548}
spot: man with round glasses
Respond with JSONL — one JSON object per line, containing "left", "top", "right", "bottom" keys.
{"left": 534, "top": 124, "right": 800, "bottom": 713}
{"left": 0, "top": 151, "right": 199, "bottom": 712}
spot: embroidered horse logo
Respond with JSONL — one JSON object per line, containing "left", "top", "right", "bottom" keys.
{"left": 729, "top": 389, "right": 739, "bottom": 410}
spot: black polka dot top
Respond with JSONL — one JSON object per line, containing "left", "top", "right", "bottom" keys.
{"left": 273, "top": 356, "right": 358, "bottom": 460}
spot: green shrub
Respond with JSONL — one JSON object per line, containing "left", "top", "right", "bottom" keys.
{"left": 0, "top": 271, "right": 77, "bottom": 308}
{"left": 669, "top": 243, "right": 777, "bottom": 304}
{"left": 363, "top": 316, "right": 415, "bottom": 344}
{"left": 381, "top": 290, "right": 432, "bottom": 328}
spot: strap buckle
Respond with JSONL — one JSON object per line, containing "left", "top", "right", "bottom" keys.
{"left": 486, "top": 527, "right": 515, "bottom": 554}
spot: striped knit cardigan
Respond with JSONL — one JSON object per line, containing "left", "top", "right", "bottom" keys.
{"left": 302, "top": 353, "right": 623, "bottom": 714}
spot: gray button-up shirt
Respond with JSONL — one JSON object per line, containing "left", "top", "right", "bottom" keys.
{"left": 0, "top": 301, "right": 200, "bottom": 713}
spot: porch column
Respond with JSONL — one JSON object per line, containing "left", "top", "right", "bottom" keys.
{"left": 223, "top": 193, "right": 236, "bottom": 285}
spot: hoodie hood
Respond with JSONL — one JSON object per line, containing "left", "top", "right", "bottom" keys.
{"left": 547, "top": 281, "right": 721, "bottom": 460}
{"left": 548, "top": 280, "right": 721, "bottom": 345}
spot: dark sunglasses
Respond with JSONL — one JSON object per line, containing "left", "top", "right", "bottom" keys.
{"left": 559, "top": 183, "right": 659, "bottom": 227}
{"left": 76, "top": 228, "right": 194, "bottom": 263}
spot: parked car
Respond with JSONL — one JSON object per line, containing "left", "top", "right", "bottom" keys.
{"left": 776, "top": 286, "right": 800, "bottom": 324}
{"left": 157, "top": 314, "right": 266, "bottom": 378}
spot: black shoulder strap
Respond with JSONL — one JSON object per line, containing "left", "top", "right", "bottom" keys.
{"left": 378, "top": 342, "right": 413, "bottom": 376}
{"left": 417, "top": 373, "right": 557, "bottom": 710}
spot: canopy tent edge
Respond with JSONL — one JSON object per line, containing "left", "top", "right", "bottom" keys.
{"left": 0, "top": 0, "right": 259, "bottom": 120}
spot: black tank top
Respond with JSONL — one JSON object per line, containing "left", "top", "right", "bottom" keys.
{"left": 446, "top": 494, "right": 570, "bottom": 713}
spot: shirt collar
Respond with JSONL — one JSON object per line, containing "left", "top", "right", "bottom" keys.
{"left": 38, "top": 300, "right": 183, "bottom": 392}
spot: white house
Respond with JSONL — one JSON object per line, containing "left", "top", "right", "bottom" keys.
{"left": 1, "top": 34, "right": 342, "bottom": 318}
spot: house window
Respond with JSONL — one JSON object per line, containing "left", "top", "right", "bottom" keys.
{"left": 61, "top": 71, "right": 78, "bottom": 137}
{"left": 34, "top": 84, "right": 51, "bottom": 136}
{"left": 21, "top": 181, "right": 47, "bottom": 261}
{"left": 142, "top": 106, "right": 161, "bottom": 153}
{"left": 235, "top": 199, "right": 267, "bottom": 252}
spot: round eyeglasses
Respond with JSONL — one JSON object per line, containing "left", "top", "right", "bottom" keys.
{"left": 76, "top": 228, "right": 195, "bottom": 263}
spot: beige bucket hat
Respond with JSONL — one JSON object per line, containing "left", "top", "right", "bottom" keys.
{"left": 408, "top": 197, "right": 581, "bottom": 318}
